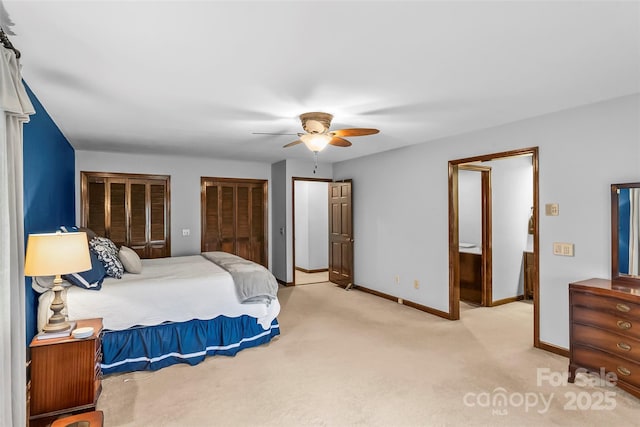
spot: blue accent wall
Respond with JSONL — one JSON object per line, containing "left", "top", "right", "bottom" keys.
{"left": 23, "top": 82, "right": 76, "bottom": 343}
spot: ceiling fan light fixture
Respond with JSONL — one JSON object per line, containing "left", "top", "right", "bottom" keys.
{"left": 300, "top": 133, "right": 331, "bottom": 152}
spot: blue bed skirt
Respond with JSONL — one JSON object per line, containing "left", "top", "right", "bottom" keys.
{"left": 100, "top": 316, "right": 280, "bottom": 375}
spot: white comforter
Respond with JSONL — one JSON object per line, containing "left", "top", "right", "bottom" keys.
{"left": 37, "top": 255, "right": 280, "bottom": 331}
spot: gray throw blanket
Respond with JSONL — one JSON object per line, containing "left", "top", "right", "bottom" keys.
{"left": 201, "top": 251, "right": 278, "bottom": 304}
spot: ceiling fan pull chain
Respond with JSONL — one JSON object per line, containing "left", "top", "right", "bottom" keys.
{"left": 313, "top": 152, "right": 318, "bottom": 174}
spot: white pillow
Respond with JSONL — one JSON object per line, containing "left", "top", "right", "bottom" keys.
{"left": 119, "top": 246, "right": 142, "bottom": 274}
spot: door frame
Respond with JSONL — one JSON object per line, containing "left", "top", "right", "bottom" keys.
{"left": 458, "top": 164, "right": 493, "bottom": 306}
{"left": 291, "top": 177, "right": 332, "bottom": 286}
{"left": 448, "top": 147, "right": 541, "bottom": 348}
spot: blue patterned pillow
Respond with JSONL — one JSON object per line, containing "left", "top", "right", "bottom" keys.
{"left": 89, "top": 237, "right": 124, "bottom": 279}
{"left": 63, "top": 251, "right": 106, "bottom": 290}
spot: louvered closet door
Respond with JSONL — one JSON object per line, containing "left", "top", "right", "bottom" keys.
{"left": 128, "top": 180, "right": 148, "bottom": 258}
{"left": 220, "top": 184, "right": 236, "bottom": 254}
{"left": 203, "top": 183, "right": 220, "bottom": 252}
{"left": 236, "top": 185, "right": 251, "bottom": 260}
{"left": 148, "top": 182, "right": 168, "bottom": 258}
{"left": 128, "top": 179, "right": 169, "bottom": 258}
{"left": 108, "top": 180, "right": 127, "bottom": 247}
{"left": 201, "top": 178, "right": 268, "bottom": 267}
{"left": 81, "top": 172, "right": 170, "bottom": 259}
{"left": 86, "top": 178, "right": 107, "bottom": 237}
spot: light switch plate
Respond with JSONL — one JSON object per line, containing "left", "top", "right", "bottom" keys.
{"left": 545, "top": 203, "right": 559, "bottom": 216}
{"left": 553, "top": 242, "right": 574, "bottom": 256}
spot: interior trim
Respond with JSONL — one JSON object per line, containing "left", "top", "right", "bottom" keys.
{"left": 277, "top": 279, "right": 294, "bottom": 287}
{"left": 291, "top": 177, "right": 333, "bottom": 286}
{"left": 295, "top": 267, "right": 329, "bottom": 274}
{"left": 354, "top": 284, "right": 451, "bottom": 320}
{"left": 537, "top": 341, "right": 569, "bottom": 358}
{"left": 448, "top": 147, "right": 540, "bottom": 349}
{"left": 490, "top": 295, "right": 525, "bottom": 307}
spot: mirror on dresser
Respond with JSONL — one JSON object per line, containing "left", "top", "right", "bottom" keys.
{"left": 612, "top": 182, "right": 640, "bottom": 284}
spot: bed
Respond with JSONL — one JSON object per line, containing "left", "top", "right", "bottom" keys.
{"left": 37, "top": 251, "right": 281, "bottom": 374}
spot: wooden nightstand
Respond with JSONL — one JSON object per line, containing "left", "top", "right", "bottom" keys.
{"left": 29, "top": 318, "right": 103, "bottom": 427}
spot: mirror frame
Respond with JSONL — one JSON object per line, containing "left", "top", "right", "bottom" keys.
{"left": 611, "top": 182, "right": 640, "bottom": 285}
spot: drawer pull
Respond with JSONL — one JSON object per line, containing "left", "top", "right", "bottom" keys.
{"left": 617, "top": 366, "right": 631, "bottom": 376}
{"left": 616, "top": 303, "right": 631, "bottom": 313}
{"left": 617, "top": 320, "right": 632, "bottom": 330}
{"left": 617, "top": 342, "right": 632, "bottom": 351}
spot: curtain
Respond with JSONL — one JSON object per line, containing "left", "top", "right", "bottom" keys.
{"left": 630, "top": 188, "right": 640, "bottom": 276}
{"left": 0, "top": 45, "right": 34, "bottom": 427}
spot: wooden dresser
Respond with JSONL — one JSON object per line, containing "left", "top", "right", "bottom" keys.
{"left": 569, "top": 279, "right": 640, "bottom": 398}
{"left": 29, "top": 318, "right": 103, "bottom": 426}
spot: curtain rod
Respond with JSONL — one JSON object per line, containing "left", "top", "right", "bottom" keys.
{"left": 0, "top": 27, "right": 20, "bottom": 59}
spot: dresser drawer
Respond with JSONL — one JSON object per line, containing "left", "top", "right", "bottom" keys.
{"left": 573, "top": 345, "right": 640, "bottom": 388}
{"left": 572, "top": 306, "right": 640, "bottom": 340}
{"left": 572, "top": 323, "right": 640, "bottom": 362}
{"left": 572, "top": 291, "right": 640, "bottom": 320}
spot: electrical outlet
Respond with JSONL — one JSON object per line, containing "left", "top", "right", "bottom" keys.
{"left": 182, "top": 229, "right": 190, "bottom": 237}
{"left": 414, "top": 280, "right": 420, "bottom": 289}
{"left": 395, "top": 275, "right": 400, "bottom": 284}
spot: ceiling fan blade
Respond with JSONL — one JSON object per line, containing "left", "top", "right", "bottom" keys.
{"left": 331, "top": 128, "right": 380, "bottom": 137}
{"left": 329, "top": 137, "right": 352, "bottom": 147}
{"left": 252, "top": 132, "right": 299, "bottom": 136}
{"left": 283, "top": 139, "right": 303, "bottom": 148}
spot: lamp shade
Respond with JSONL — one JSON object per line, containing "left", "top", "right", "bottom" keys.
{"left": 301, "top": 133, "right": 331, "bottom": 152}
{"left": 24, "top": 232, "right": 92, "bottom": 276}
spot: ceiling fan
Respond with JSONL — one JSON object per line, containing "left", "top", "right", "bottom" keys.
{"left": 253, "top": 112, "right": 379, "bottom": 153}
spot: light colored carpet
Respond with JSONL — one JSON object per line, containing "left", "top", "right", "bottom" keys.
{"left": 295, "top": 269, "right": 329, "bottom": 285}
{"left": 98, "top": 282, "right": 640, "bottom": 426}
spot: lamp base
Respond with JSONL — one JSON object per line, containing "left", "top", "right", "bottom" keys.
{"left": 44, "top": 277, "right": 70, "bottom": 333}
{"left": 42, "top": 318, "right": 70, "bottom": 333}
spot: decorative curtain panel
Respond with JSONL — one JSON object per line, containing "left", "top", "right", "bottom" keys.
{"left": 630, "top": 188, "right": 640, "bottom": 276}
{"left": 0, "top": 45, "right": 34, "bottom": 427}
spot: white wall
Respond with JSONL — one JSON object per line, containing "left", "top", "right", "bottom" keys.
{"left": 333, "top": 94, "right": 640, "bottom": 349}
{"left": 294, "top": 182, "right": 310, "bottom": 268}
{"left": 271, "top": 160, "right": 287, "bottom": 280}
{"left": 294, "top": 181, "right": 329, "bottom": 271}
{"left": 485, "top": 156, "right": 533, "bottom": 301}
{"left": 458, "top": 170, "right": 482, "bottom": 247}
{"left": 307, "top": 181, "right": 329, "bottom": 270}
{"left": 75, "top": 150, "right": 272, "bottom": 264}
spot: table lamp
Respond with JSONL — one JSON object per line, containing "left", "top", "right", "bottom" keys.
{"left": 24, "top": 231, "right": 92, "bottom": 332}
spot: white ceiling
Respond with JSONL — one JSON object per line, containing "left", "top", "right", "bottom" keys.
{"left": 3, "top": 1, "right": 639, "bottom": 164}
